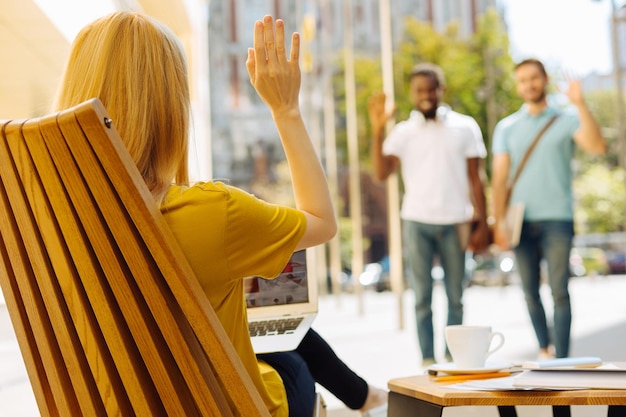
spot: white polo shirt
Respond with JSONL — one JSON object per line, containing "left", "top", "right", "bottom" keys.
{"left": 383, "top": 105, "right": 486, "bottom": 225}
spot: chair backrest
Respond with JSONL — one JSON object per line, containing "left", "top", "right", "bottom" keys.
{"left": 0, "top": 98, "right": 270, "bottom": 417}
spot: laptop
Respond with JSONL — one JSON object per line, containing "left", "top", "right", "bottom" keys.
{"left": 244, "top": 249, "right": 318, "bottom": 353}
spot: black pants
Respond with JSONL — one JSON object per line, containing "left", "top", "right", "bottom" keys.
{"left": 258, "top": 328, "right": 369, "bottom": 416}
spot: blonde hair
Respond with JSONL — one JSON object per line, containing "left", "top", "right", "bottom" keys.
{"left": 53, "top": 11, "right": 190, "bottom": 203}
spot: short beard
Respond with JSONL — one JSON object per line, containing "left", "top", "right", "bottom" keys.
{"left": 527, "top": 90, "right": 546, "bottom": 105}
{"left": 420, "top": 107, "right": 437, "bottom": 119}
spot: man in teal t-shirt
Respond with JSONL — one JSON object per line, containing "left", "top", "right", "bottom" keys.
{"left": 491, "top": 58, "right": 606, "bottom": 359}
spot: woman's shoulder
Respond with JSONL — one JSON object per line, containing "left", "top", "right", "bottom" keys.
{"left": 167, "top": 181, "right": 247, "bottom": 198}
{"left": 162, "top": 181, "right": 272, "bottom": 214}
{"left": 161, "top": 181, "right": 237, "bottom": 209}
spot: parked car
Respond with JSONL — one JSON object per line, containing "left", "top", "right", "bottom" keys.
{"left": 569, "top": 247, "right": 609, "bottom": 277}
{"left": 467, "top": 251, "right": 517, "bottom": 287}
{"left": 338, "top": 255, "right": 391, "bottom": 293}
{"left": 606, "top": 251, "right": 626, "bottom": 275}
{"left": 337, "top": 245, "right": 617, "bottom": 293}
{"left": 467, "top": 245, "right": 611, "bottom": 285}
{"left": 358, "top": 261, "right": 390, "bottom": 292}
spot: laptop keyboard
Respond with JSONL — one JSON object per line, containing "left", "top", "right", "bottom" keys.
{"left": 249, "top": 317, "right": 304, "bottom": 337}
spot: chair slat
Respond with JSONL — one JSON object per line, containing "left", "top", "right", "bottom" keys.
{"left": 22, "top": 116, "right": 136, "bottom": 416}
{"left": 0, "top": 120, "right": 79, "bottom": 416}
{"left": 16, "top": 118, "right": 112, "bottom": 417}
{"left": 0, "top": 123, "right": 55, "bottom": 417}
{"left": 38, "top": 113, "right": 175, "bottom": 417}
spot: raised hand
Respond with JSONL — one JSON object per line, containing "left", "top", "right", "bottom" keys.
{"left": 558, "top": 70, "right": 585, "bottom": 107}
{"left": 559, "top": 70, "right": 606, "bottom": 154}
{"left": 367, "top": 91, "right": 395, "bottom": 130}
{"left": 244, "top": 15, "right": 337, "bottom": 250}
{"left": 246, "top": 16, "right": 301, "bottom": 117}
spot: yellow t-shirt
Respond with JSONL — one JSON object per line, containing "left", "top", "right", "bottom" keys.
{"left": 160, "top": 182, "right": 306, "bottom": 417}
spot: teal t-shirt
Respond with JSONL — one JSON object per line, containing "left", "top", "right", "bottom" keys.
{"left": 492, "top": 105, "right": 579, "bottom": 221}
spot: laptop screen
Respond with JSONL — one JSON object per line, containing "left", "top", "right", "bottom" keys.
{"left": 244, "top": 250, "right": 309, "bottom": 308}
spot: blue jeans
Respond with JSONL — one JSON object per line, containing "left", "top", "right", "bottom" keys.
{"left": 403, "top": 220, "right": 466, "bottom": 361}
{"left": 514, "top": 220, "right": 574, "bottom": 358}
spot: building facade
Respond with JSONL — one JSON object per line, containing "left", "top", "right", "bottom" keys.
{"left": 206, "top": 0, "right": 498, "bottom": 186}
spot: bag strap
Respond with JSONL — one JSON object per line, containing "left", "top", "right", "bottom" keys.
{"left": 505, "top": 114, "right": 559, "bottom": 205}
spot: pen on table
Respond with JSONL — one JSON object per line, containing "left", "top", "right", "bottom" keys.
{"left": 433, "top": 371, "right": 511, "bottom": 383}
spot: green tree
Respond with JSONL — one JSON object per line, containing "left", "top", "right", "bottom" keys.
{"left": 332, "top": 8, "right": 520, "bottom": 176}
{"left": 574, "top": 164, "right": 626, "bottom": 233}
{"left": 328, "top": 7, "right": 625, "bottom": 244}
{"left": 572, "top": 89, "right": 625, "bottom": 234}
{"left": 581, "top": 90, "right": 620, "bottom": 168}
{"left": 332, "top": 55, "right": 382, "bottom": 167}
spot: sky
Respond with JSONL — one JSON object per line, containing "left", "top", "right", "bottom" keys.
{"left": 33, "top": 0, "right": 116, "bottom": 40}
{"left": 500, "top": 0, "right": 614, "bottom": 76}
{"left": 36, "top": 0, "right": 615, "bottom": 77}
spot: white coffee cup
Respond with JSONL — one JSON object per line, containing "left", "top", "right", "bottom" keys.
{"left": 445, "top": 325, "right": 505, "bottom": 369}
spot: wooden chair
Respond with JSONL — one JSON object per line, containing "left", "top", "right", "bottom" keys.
{"left": 0, "top": 98, "right": 275, "bottom": 416}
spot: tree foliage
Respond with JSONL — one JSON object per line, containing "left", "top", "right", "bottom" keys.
{"left": 332, "top": 8, "right": 520, "bottom": 175}
{"left": 572, "top": 90, "right": 626, "bottom": 233}
{"left": 574, "top": 164, "right": 626, "bottom": 233}
{"left": 580, "top": 90, "right": 621, "bottom": 168}
{"left": 329, "top": 7, "right": 624, "bottom": 237}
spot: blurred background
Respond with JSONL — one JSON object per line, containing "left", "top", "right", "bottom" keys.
{"left": 3, "top": 2, "right": 626, "bottom": 416}
{"left": 2, "top": 0, "right": 626, "bottom": 316}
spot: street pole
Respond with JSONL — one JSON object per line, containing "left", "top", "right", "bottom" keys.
{"left": 608, "top": 0, "right": 626, "bottom": 239}
{"left": 378, "top": 0, "right": 405, "bottom": 329}
{"left": 610, "top": 0, "right": 626, "bottom": 170}
{"left": 319, "top": 0, "right": 344, "bottom": 303}
{"left": 343, "top": 0, "right": 365, "bottom": 314}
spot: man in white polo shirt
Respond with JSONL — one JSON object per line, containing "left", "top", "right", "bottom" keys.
{"left": 368, "top": 62, "right": 489, "bottom": 366}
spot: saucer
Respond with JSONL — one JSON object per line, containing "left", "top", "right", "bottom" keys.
{"left": 428, "top": 360, "right": 514, "bottom": 375}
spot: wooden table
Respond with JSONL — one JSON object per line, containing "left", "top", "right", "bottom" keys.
{"left": 388, "top": 375, "right": 626, "bottom": 417}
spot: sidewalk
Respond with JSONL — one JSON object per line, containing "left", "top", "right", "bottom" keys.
{"left": 314, "top": 275, "right": 626, "bottom": 417}
{"left": 2, "top": 276, "right": 626, "bottom": 417}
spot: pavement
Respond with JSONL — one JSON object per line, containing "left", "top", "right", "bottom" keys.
{"left": 2, "top": 275, "right": 626, "bottom": 417}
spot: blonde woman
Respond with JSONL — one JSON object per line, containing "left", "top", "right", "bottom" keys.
{"left": 53, "top": 11, "right": 386, "bottom": 417}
